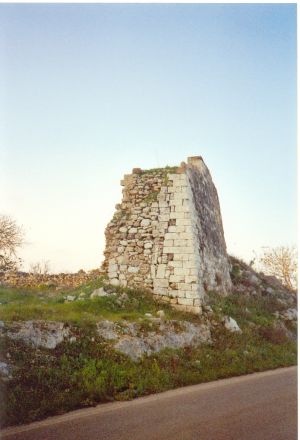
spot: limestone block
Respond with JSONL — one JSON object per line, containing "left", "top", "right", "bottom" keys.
{"left": 165, "top": 232, "right": 180, "bottom": 240}
{"left": 153, "top": 279, "right": 169, "bottom": 288}
{"left": 185, "top": 290, "right": 199, "bottom": 299}
{"left": 176, "top": 218, "right": 192, "bottom": 226}
{"left": 129, "top": 227, "right": 138, "bottom": 233}
{"left": 110, "top": 278, "right": 120, "bottom": 287}
{"left": 140, "top": 219, "right": 151, "bottom": 227}
{"left": 108, "top": 263, "right": 118, "bottom": 272}
{"left": 185, "top": 306, "right": 201, "bottom": 314}
{"left": 144, "top": 242, "right": 153, "bottom": 249}
{"left": 173, "top": 267, "right": 186, "bottom": 276}
{"left": 178, "top": 283, "right": 192, "bottom": 291}
{"left": 179, "top": 247, "right": 194, "bottom": 254}
{"left": 168, "top": 261, "right": 183, "bottom": 268}
{"left": 177, "top": 298, "right": 194, "bottom": 306}
{"left": 168, "top": 289, "right": 179, "bottom": 298}
{"left": 175, "top": 204, "right": 190, "bottom": 213}
{"left": 156, "top": 264, "right": 167, "bottom": 279}
{"left": 119, "top": 227, "right": 128, "bottom": 233}
{"left": 170, "top": 212, "right": 185, "bottom": 219}
{"left": 158, "top": 201, "right": 168, "bottom": 208}
{"left": 164, "top": 240, "right": 174, "bottom": 247}
{"left": 154, "top": 287, "right": 168, "bottom": 296}
{"left": 158, "top": 214, "right": 170, "bottom": 222}
{"left": 174, "top": 239, "right": 188, "bottom": 247}
{"left": 128, "top": 266, "right": 139, "bottom": 273}
{"left": 108, "top": 272, "right": 118, "bottom": 279}
{"left": 173, "top": 254, "right": 190, "bottom": 261}
{"left": 185, "top": 276, "right": 198, "bottom": 283}
{"left": 169, "top": 274, "right": 185, "bottom": 283}
{"left": 188, "top": 268, "right": 198, "bottom": 276}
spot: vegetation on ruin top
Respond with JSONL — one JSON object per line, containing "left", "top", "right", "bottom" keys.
{"left": 140, "top": 165, "right": 179, "bottom": 175}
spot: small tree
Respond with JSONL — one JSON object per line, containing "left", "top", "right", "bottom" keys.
{"left": 0, "top": 215, "right": 24, "bottom": 272}
{"left": 260, "top": 246, "right": 297, "bottom": 291}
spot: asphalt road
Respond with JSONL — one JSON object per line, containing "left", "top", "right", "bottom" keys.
{"left": 1, "top": 366, "right": 297, "bottom": 440}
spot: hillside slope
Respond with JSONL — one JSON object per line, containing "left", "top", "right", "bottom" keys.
{"left": 0, "top": 258, "right": 297, "bottom": 427}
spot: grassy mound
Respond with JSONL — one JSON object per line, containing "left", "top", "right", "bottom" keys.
{"left": 0, "top": 278, "right": 297, "bottom": 427}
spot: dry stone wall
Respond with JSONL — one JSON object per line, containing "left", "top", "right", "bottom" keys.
{"left": 102, "top": 157, "right": 232, "bottom": 314}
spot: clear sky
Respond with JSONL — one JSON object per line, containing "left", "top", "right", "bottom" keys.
{"left": 0, "top": 3, "right": 297, "bottom": 273}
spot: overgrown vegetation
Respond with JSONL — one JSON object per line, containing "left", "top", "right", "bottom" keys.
{"left": 0, "top": 280, "right": 297, "bottom": 427}
{"left": 140, "top": 166, "right": 178, "bottom": 175}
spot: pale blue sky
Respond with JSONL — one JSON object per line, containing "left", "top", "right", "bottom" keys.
{"left": 0, "top": 3, "right": 297, "bottom": 272}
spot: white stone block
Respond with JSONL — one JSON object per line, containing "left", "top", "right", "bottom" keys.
{"left": 159, "top": 201, "right": 168, "bottom": 208}
{"left": 154, "top": 287, "right": 168, "bottom": 295}
{"left": 158, "top": 214, "right": 170, "bottom": 222}
{"left": 176, "top": 218, "right": 192, "bottom": 226}
{"left": 185, "top": 275, "right": 198, "bottom": 283}
{"left": 165, "top": 232, "right": 180, "bottom": 240}
{"left": 173, "top": 254, "right": 189, "bottom": 261}
{"left": 108, "top": 263, "right": 118, "bottom": 272}
{"left": 169, "top": 274, "right": 185, "bottom": 283}
{"left": 140, "top": 219, "right": 151, "bottom": 227}
{"left": 174, "top": 267, "right": 185, "bottom": 276}
{"left": 164, "top": 240, "right": 174, "bottom": 247}
{"left": 180, "top": 247, "right": 194, "bottom": 254}
{"left": 177, "top": 298, "right": 194, "bottom": 306}
{"left": 185, "top": 290, "right": 199, "bottom": 299}
{"left": 173, "top": 239, "right": 187, "bottom": 247}
{"left": 156, "top": 264, "right": 167, "bottom": 279}
{"left": 144, "top": 242, "right": 153, "bottom": 249}
{"left": 188, "top": 268, "right": 198, "bottom": 276}
{"left": 168, "top": 261, "right": 183, "bottom": 268}
{"left": 170, "top": 211, "right": 185, "bottom": 219}
{"left": 128, "top": 266, "right": 139, "bottom": 273}
{"left": 178, "top": 283, "right": 192, "bottom": 291}
{"left": 153, "top": 279, "right": 169, "bottom": 288}
{"left": 110, "top": 278, "right": 120, "bottom": 286}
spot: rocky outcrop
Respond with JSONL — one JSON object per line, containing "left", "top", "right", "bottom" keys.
{"left": 1, "top": 321, "right": 70, "bottom": 349}
{"left": 102, "top": 157, "right": 232, "bottom": 314}
{"left": 97, "top": 319, "right": 212, "bottom": 361}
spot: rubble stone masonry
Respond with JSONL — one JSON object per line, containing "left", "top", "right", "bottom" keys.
{"left": 102, "top": 156, "right": 232, "bottom": 314}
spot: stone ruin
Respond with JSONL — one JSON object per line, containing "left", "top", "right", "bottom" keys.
{"left": 102, "top": 156, "right": 232, "bottom": 314}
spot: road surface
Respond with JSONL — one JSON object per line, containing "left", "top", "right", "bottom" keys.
{"left": 1, "top": 366, "right": 297, "bottom": 440}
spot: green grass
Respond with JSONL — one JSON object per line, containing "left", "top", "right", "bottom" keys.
{"left": 0, "top": 283, "right": 198, "bottom": 327}
{"left": 140, "top": 166, "right": 179, "bottom": 175}
{"left": 0, "top": 283, "right": 297, "bottom": 427}
{"left": 0, "top": 321, "right": 296, "bottom": 427}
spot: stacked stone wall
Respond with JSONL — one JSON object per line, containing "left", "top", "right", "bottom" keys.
{"left": 0, "top": 269, "right": 103, "bottom": 289}
{"left": 102, "top": 157, "right": 232, "bottom": 314}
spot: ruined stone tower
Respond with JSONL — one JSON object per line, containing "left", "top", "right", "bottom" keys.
{"left": 102, "top": 156, "right": 232, "bottom": 314}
